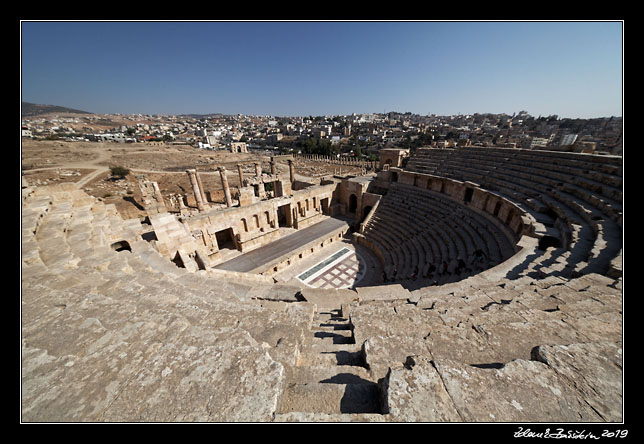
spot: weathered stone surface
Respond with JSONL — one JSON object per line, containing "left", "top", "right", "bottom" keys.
{"left": 350, "top": 302, "right": 442, "bottom": 345}
{"left": 476, "top": 319, "right": 592, "bottom": 363}
{"left": 383, "top": 356, "right": 462, "bottom": 422}
{"left": 424, "top": 322, "right": 496, "bottom": 364}
{"left": 355, "top": 284, "right": 410, "bottom": 302}
{"left": 299, "top": 287, "right": 359, "bottom": 310}
{"left": 531, "top": 342, "right": 623, "bottom": 422}
{"left": 245, "top": 282, "right": 303, "bottom": 302}
{"left": 23, "top": 326, "right": 284, "bottom": 422}
{"left": 103, "top": 327, "right": 284, "bottom": 422}
{"left": 432, "top": 358, "right": 603, "bottom": 422}
{"left": 236, "top": 301, "right": 315, "bottom": 367}
{"left": 277, "top": 381, "right": 380, "bottom": 415}
{"left": 362, "top": 335, "right": 432, "bottom": 381}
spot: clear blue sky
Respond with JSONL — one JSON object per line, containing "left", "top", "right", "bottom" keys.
{"left": 21, "top": 21, "right": 623, "bottom": 118}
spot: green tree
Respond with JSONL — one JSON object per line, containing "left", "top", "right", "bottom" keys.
{"left": 109, "top": 166, "right": 130, "bottom": 179}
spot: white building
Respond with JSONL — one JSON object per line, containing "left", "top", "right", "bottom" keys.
{"left": 560, "top": 133, "right": 578, "bottom": 147}
{"left": 530, "top": 137, "right": 550, "bottom": 149}
{"left": 89, "top": 133, "right": 132, "bottom": 143}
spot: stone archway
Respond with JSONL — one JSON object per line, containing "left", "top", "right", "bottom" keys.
{"left": 349, "top": 194, "right": 358, "bottom": 214}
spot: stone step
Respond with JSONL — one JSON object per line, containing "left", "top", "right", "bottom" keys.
{"left": 314, "top": 320, "right": 352, "bottom": 332}
{"left": 313, "top": 309, "right": 351, "bottom": 326}
{"left": 277, "top": 382, "right": 382, "bottom": 415}
{"left": 297, "top": 343, "right": 365, "bottom": 367}
{"left": 288, "top": 365, "right": 375, "bottom": 385}
{"left": 311, "top": 329, "right": 355, "bottom": 344}
{"left": 314, "top": 308, "right": 344, "bottom": 318}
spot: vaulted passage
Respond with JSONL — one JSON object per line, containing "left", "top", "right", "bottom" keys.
{"left": 215, "top": 228, "right": 236, "bottom": 251}
{"left": 349, "top": 194, "right": 358, "bottom": 214}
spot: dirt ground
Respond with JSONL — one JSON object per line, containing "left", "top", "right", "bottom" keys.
{"left": 21, "top": 139, "right": 367, "bottom": 219}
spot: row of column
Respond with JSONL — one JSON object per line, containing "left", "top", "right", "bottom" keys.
{"left": 186, "top": 168, "right": 209, "bottom": 211}
{"left": 295, "top": 153, "right": 375, "bottom": 168}
{"left": 239, "top": 159, "right": 295, "bottom": 184}
{"left": 186, "top": 159, "right": 296, "bottom": 212}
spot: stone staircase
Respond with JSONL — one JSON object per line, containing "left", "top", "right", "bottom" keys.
{"left": 275, "top": 306, "right": 385, "bottom": 421}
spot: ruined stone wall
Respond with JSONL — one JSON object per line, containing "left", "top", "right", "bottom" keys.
{"left": 183, "top": 182, "right": 337, "bottom": 256}
{"left": 289, "top": 183, "right": 336, "bottom": 229}
{"left": 336, "top": 178, "right": 370, "bottom": 219}
{"left": 378, "top": 148, "right": 409, "bottom": 169}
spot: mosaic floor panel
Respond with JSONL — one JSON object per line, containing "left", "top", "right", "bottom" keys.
{"left": 297, "top": 247, "right": 366, "bottom": 289}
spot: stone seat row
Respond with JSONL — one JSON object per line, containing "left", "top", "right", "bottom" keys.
{"left": 369, "top": 207, "right": 486, "bottom": 276}
{"left": 395, "top": 183, "right": 517, "bottom": 258}
{"left": 411, "top": 146, "right": 622, "bottom": 171}
{"left": 362, "top": 183, "right": 516, "bottom": 283}
{"left": 22, "top": 257, "right": 313, "bottom": 421}
{"left": 485, "top": 170, "right": 620, "bottom": 278}
{"left": 408, "top": 147, "right": 622, "bottom": 216}
{"left": 437, "top": 166, "right": 620, "bottom": 278}
{"left": 408, "top": 147, "right": 622, "bottom": 221}
{"left": 22, "top": 188, "right": 270, "bottom": 294}
{"left": 405, "top": 148, "right": 622, "bottom": 279}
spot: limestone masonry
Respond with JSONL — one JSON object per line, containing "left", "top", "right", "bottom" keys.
{"left": 21, "top": 147, "right": 623, "bottom": 422}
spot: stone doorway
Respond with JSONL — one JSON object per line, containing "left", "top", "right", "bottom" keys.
{"left": 215, "top": 227, "right": 237, "bottom": 251}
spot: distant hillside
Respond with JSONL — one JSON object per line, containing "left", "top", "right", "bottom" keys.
{"left": 180, "top": 113, "right": 226, "bottom": 119}
{"left": 22, "top": 102, "right": 92, "bottom": 117}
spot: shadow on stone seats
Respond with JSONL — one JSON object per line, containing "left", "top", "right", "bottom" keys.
{"left": 110, "top": 240, "right": 132, "bottom": 252}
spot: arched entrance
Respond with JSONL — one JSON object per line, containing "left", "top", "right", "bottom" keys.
{"left": 349, "top": 194, "right": 358, "bottom": 214}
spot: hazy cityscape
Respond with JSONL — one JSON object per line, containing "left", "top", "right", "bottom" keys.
{"left": 21, "top": 104, "right": 622, "bottom": 157}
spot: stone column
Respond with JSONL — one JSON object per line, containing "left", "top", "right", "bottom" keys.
{"left": 270, "top": 159, "right": 276, "bottom": 175}
{"left": 151, "top": 182, "right": 166, "bottom": 207}
{"left": 178, "top": 194, "right": 189, "bottom": 216}
{"left": 195, "top": 169, "right": 208, "bottom": 205}
{"left": 237, "top": 164, "right": 244, "bottom": 185}
{"left": 254, "top": 162, "right": 262, "bottom": 178}
{"left": 288, "top": 159, "right": 295, "bottom": 183}
{"left": 219, "top": 166, "right": 232, "bottom": 208}
{"left": 186, "top": 169, "right": 205, "bottom": 211}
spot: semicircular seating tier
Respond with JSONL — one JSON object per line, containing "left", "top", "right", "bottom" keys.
{"left": 404, "top": 147, "right": 622, "bottom": 280}
{"left": 360, "top": 181, "right": 518, "bottom": 285}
